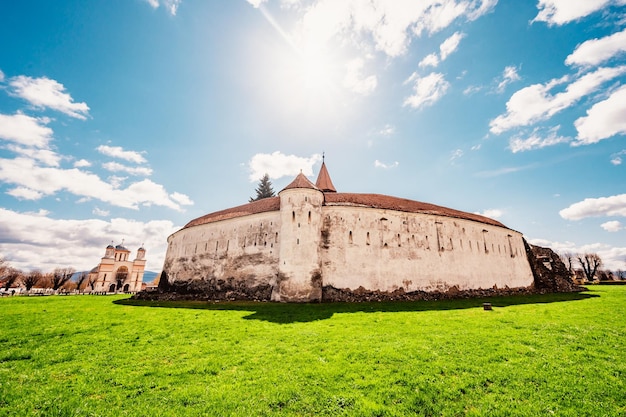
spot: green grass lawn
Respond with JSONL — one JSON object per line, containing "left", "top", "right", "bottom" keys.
{"left": 1, "top": 287, "right": 624, "bottom": 417}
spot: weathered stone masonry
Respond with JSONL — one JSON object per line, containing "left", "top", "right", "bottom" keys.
{"left": 147, "top": 162, "right": 574, "bottom": 302}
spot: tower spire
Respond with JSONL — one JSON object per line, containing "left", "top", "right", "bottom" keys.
{"left": 315, "top": 154, "right": 336, "bottom": 193}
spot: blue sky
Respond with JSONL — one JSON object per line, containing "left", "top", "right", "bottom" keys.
{"left": 1, "top": 0, "right": 625, "bottom": 273}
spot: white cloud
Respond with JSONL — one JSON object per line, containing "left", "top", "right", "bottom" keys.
{"left": 601, "top": 220, "right": 623, "bottom": 232}
{"left": 378, "top": 124, "right": 395, "bottom": 136}
{"left": 508, "top": 126, "right": 570, "bottom": 153}
{"left": 170, "top": 192, "right": 194, "bottom": 206}
{"left": 0, "top": 69, "right": 4, "bottom": 83}
{"left": 450, "top": 149, "right": 463, "bottom": 163}
{"left": 417, "top": 31, "right": 464, "bottom": 69}
{"left": 0, "top": 113, "right": 53, "bottom": 148}
{"left": 96, "top": 145, "right": 147, "bottom": 164}
{"left": 560, "top": 194, "right": 626, "bottom": 220}
{"left": 74, "top": 159, "right": 91, "bottom": 168}
{"left": 463, "top": 85, "right": 482, "bottom": 95}
{"left": 0, "top": 208, "right": 178, "bottom": 272}
{"left": 9, "top": 76, "right": 89, "bottom": 119}
{"left": 92, "top": 207, "right": 110, "bottom": 217}
{"left": 4, "top": 144, "right": 61, "bottom": 166}
{"left": 610, "top": 150, "right": 626, "bottom": 165}
{"left": 566, "top": 28, "right": 626, "bottom": 67}
{"left": 490, "top": 66, "right": 626, "bottom": 134}
{"left": 496, "top": 65, "right": 521, "bottom": 93}
{"left": 0, "top": 157, "right": 189, "bottom": 211}
{"left": 278, "top": 0, "right": 496, "bottom": 59}
{"left": 102, "top": 162, "right": 153, "bottom": 176}
{"left": 528, "top": 237, "right": 626, "bottom": 271}
{"left": 248, "top": 151, "right": 322, "bottom": 181}
{"left": 573, "top": 84, "right": 626, "bottom": 145}
{"left": 343, "top": 58, "right": 377, "bottom": 95}
{"left": 533, "top": 0, "right": 616, "bottom": 26}
{"left": 6, "top": 187, "right": 44, "bottom": 200}
{"left": 474, "top": 208, "right": 503, "bottom": 219}
{"left": 247, "top": 0, "right": 267, "bottom": 8}
{"left": 403, "top": 72, "right": 450, "bottom": 109}
{"left": 145, "top": 0, "right": 181, "bottom": 15}
{"left": 419, "top": 53, "right": 440, "bottom": 68}
{"left": 374, "top": 160, "right": 399, "bottom": 169}
{"left": 439, "top": 31, "right": 464, "bottom": 60}
{"left": 108, "top": 175, "right": 128, "bottom": 189}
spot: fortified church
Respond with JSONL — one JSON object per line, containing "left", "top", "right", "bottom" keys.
{"left": 88, "top": 242, "right": 146, "bottom": 293}
{"left": 151, "top": 161, "right": 572, "bottom": 302}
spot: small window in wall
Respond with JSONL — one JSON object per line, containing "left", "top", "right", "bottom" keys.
{"left": 366, "top": 232, "right": 370, "bottom": 245}
{"left": 349, "top": 231, "right": 353, "bottom": 244}
{"left": 305, "top": 196, "right": 308, "bottom": 202}
{"left": 308, "top": 211, "right": 311, "bottom": 224}
{"left": 507, "top": 235, "right": 515, "bottom": 258}
{"left": 398, "top": 234, "right": 401, "bottom": 247}
{"left": 292, "top": 211, "right": 296, "bottom": 222}
{"left": 297, "top": 238, "right": 300, "bottom": 245}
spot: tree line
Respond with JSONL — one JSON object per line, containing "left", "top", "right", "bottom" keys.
{"left": 0, "top": 258, "right": 98, "bottom": 293}
{"left": 559, "top": 252, "right": 626, "bottom": 282}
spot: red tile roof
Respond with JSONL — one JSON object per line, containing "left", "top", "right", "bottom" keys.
{"left": 184, "top": 197, "right": 280, "bottom": 228}
{"left": 315, "top": 162, "right": 336, "bottom": 192}
{"left": 280, "top": 172, "right": 319, "bottom": 192}
{"left": 183, "top": 192, "right": 505, "bottom": 229}
{"left": 324, "top": 193, "right": 506, "bottom": 228}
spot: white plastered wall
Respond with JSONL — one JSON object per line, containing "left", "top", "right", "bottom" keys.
{"left": 319, "top": 206, "right": 534, "bottom": 292}
{"left": 164, "top": 211, "right": 281, "bottom": 286}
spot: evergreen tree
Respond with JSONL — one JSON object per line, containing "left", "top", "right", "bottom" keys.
{"left": 249, "top": 173, "right": 275, "bottom": 202}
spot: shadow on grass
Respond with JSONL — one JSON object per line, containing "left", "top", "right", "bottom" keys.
{"left": 114, "top": 291, "right": 599, "bottom": 324}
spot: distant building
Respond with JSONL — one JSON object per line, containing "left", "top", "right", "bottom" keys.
{"left": 88, "top": 243, "right": 146, "bottom": 293}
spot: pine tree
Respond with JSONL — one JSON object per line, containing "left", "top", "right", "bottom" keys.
{"left": 249, "top": 173, "right": 275, "bottom": 202}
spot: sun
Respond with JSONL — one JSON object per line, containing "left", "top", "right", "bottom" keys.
{"left": 253, "top": 6, "right": 349, "bottom": 123}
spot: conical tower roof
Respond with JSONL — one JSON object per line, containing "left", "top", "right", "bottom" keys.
{"left": 281, "top": 172, "right": 319, "bottom": 192}
{"left": 315, "top": 161, "right": 336, "bottom": 192}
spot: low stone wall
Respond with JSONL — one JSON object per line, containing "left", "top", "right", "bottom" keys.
{"left": 136, "top": 276, "right": 272, "bottom": 302}
{"left": 322, "top": 284, "right": 553, "bottom": 303}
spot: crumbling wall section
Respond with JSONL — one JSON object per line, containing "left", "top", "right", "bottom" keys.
{"left": 525, "top": 241, "right": 582, "bottom": 292}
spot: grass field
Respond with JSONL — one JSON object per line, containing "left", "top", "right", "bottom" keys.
{"left": 0, "top": 287, "right": 624, "bottom": 416}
